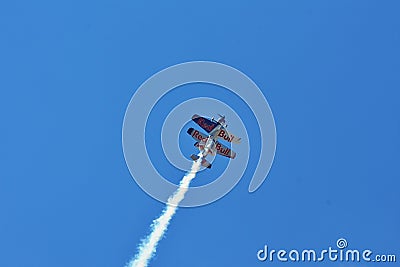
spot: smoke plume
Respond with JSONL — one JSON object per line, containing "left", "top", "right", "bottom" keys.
{"left": 127, "top": 158, "right": 202, "bottom": 267}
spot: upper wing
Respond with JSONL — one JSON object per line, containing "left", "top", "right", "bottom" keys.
{"left": 216, "top": 128, "right": 242, "bottom": 144}
{"left": 215, "top": 141, "right": 236, "bottom": 159}
{"left": 192, "top": 114, "right": 219, "bottom": 133}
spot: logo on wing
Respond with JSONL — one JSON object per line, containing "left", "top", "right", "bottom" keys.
{"left": 217, "top": 129, "right": 241, "bottom": 144}
{"left": 197, "top": 118, "right": 215, "bottom": 132}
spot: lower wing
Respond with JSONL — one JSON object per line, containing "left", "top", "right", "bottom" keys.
{"left": 215, "top": 141, "right": 236, "bottom": 159}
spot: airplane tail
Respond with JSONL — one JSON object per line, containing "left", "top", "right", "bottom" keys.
{"left": 201, "top": 160, "right": 212, "bottom": 169}
{"left": 190, "top": 154, "right": 199, "bottom": 161}
{"left": 190, "top": 154, "right": 212, "bottom": 169}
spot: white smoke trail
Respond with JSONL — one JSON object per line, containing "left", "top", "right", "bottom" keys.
{"left": 127, "top": 158, "right": 202, "bottom": 267}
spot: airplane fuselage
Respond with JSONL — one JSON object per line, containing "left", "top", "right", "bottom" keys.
{"left": 200, "top": 123, "right": 224, "bottom": 157}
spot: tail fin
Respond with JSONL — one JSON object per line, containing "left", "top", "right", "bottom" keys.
{"left": 201, "top": 159, "right": 212, "bottom": 169}
{"left": 190, "top": 154, "right": 199, "bottom": 161}
{"left": 190, "top": 154, "right": 212, "bottom": 169}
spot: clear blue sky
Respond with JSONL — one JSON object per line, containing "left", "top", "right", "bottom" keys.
{"left": 1, "top": 1, "right": 399, "bottom": 266}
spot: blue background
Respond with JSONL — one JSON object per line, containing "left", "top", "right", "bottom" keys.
{"left": 1, "top": 1, "right": 399, "bottom": 266}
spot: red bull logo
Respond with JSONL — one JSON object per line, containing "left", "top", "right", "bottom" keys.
{"left": 217, "top": 129, "right": 235, "bottom": 143}
{"left": 191, "top": 129, "right": 207, "bottom": 142}
{"left": 197, "top": 118, "right": 216, "bottom": 132}
{"left": 191, "top": 129, "right": 235, "bottom": 158}
{"left": 215, "top": 142, "right": 232, "bottom": 157}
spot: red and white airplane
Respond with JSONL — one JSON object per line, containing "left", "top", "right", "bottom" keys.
{"left": 187, "top": 114, "right": 241, "bottom": 169}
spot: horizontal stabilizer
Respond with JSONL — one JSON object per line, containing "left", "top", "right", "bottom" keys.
{"left": 190, "top": 154, "right": 200, "bottom": 161}
{"left": 201, "top": 159, "right": 212, "bottom": 169}
{"left": 190, "top": 154, "right": 211, "bottom": 169}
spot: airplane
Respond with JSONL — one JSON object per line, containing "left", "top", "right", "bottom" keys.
{"left": 187, "top": 114, "right": 241, "bottom": 169}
